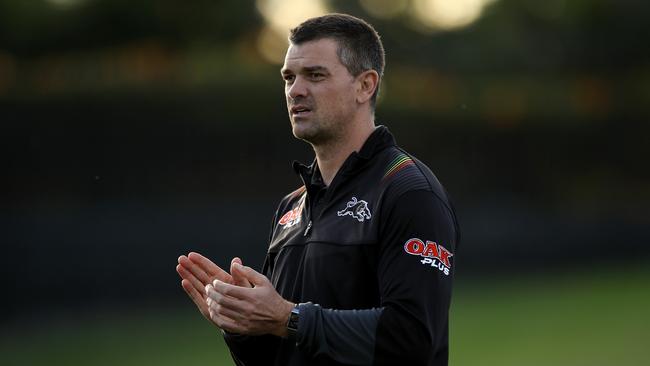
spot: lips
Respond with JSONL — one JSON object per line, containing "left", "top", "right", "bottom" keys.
{"left": 290, "top": 105, "right": 312, "bottom": 115}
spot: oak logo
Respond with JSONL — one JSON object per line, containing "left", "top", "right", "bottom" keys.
{"left": 278, "top": 205, "right": 302, "bottom": 228}
{"left": 404, "top": 238, "right": 453, "bottom": 276}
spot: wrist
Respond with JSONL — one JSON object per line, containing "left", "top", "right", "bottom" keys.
{"left": 273, "top": 300, "right": 295, "bottom": 338}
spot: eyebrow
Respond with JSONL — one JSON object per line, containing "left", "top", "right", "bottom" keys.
{"left": 281, "top": 65, "right": 329, "bottom": 75}
{"left": 303, "top": 66, "right": 328, "bottom": 73}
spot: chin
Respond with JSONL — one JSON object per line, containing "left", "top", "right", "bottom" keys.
{"left": 292, "top": 123, "right": 320, "bottom": 143}
{"left": 292, "top": 127, "right": 314, "bottom": 141}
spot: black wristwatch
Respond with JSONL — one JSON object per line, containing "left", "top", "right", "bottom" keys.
{"left": 286, "top": 303, "right": 300, "bottom": 339}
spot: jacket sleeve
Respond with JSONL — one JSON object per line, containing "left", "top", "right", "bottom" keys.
{"left": 296, "top": 189, "right": 458, "bottom": 365}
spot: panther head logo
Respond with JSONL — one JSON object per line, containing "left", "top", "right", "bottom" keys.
{"left": 337, "top": 197, "right": 372, "bottom": 222}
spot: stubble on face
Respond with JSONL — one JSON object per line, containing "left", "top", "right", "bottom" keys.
{"left": 281, "top": 39, "right": 357, "bottom": 147}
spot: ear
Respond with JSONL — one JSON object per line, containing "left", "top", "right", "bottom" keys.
{"left": 356, "top": 70, "right": 379, "bottom": 105}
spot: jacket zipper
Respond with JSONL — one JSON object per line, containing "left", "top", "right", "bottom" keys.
{"left": 303, "top": 220, "right": 312, "bottom": 236}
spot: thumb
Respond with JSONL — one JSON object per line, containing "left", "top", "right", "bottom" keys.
{"left": 233, "top": 262, "right": 268, "bottom": 287}
{"left": 231, "top": 258, "right": 252, "bottom": 288}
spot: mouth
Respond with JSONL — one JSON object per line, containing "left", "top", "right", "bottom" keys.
{"left": 290, "top": 105, "right": 312, "bottom": 117}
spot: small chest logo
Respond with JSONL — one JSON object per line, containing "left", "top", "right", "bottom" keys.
{"left": 404, "top": 238, "right": 453, "bottom": 276}
{"left": 278, "top": 205, "right": 303, "bottom": 228}
{"left": 337, "top": 197, "right": 372, "bottom": 222}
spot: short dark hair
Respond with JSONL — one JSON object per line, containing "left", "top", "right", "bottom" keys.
{"left": 289, "top": 13, "right": 385, "bottom": 107}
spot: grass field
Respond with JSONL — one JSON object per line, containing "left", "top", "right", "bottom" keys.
{"left": 2, "top": 265, "right": 649, "bottom": 366}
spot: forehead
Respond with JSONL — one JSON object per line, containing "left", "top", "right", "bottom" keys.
{"left": 282, "top": 38, "right": 344, "bottom": 71}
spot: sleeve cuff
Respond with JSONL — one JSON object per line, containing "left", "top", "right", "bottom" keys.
{"left": 296, "top": 302, "right": 317, "bottom": 344}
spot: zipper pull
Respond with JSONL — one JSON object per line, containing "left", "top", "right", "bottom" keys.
{"left": 303, "top": 220, "right": 312, "bottom": 236}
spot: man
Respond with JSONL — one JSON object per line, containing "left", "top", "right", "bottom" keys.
{"left": 176, "top": 13, "right": 460, "bottom": 366}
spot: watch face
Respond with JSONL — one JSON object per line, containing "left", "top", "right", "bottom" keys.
{"left": 288, "top": 306, "right": 300, "bottom": 331}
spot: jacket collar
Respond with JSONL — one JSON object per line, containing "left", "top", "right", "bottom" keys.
{"left": 349, "top": 124, "right": 396, "bottom": 162}
{"left": 292, "top": 125, "right": 396, "bottom": 187}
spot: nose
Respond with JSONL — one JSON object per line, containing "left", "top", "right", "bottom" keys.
{"left": 287, "top": 76, "right": 308, "bottom": 100}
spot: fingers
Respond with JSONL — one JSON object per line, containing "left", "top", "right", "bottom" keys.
{"left": 181, "top": 279, "right": 205, "bottom": 308}
{"left": 211, "top": 278, "right": 254, "bottom": 301}
{"left": 181, "top": 279, "right": 210, "bottom": 319}
{"left": 188, "top": 252, "right": 232, "bottom": 283}
{"left": 177, "top": 252, "right": 268, "bottom": 333}
{"left": 178, "top": 252, "right": 252, "bottom": 330}
{"left": 231, "top": 258, "right": 253, "bottom": 288}
{"left": 178, "top": 255, "right": 214, "bottom": 286}
{"left": 206, "top": 284, "right": 249, "bottom": 333}
{"left": 208, "top": 309, "right": 242, "bottom": 333}
{"left": 206, "top": 284, "right": 246, "bottom": 310}
{"left": 206, "top": 286, "right": 247, "bottom": 320}
{"left": 205, "top": 293, "right": 239, "bottom": 329}
{"left": 232, "top": 263, "right": 269, "bottom": 287}
{"left": 176, "top": 263, "right": 206, "bottom": 295}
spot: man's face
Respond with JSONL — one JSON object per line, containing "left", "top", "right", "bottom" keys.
{"left": 281, "top": 38, "right": 358, "bottom": 145}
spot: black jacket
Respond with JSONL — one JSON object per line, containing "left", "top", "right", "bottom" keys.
{"left": 224, "top": 126, "right": 460, "bottom": 366}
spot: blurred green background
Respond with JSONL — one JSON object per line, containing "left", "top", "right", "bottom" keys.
{"left": 1, "top": 0, "right": 649, "bottom": 365}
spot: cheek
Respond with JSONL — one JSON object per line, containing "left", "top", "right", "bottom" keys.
{"left": 324, "top": 83, "right": 355, "bottom": 106}
{"left": 333, "top": 88, "right": 357, "bottom": 112}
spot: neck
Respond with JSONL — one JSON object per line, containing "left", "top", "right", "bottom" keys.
{"left": 313, "top": 120, "right": 375, "bottom": 186}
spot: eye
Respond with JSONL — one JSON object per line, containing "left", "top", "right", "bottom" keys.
{"left": 283, "top": 74, "right": 295, "bottom": 84}
{"left": 309, "top": 72, "right": 324, "bottom": 80}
